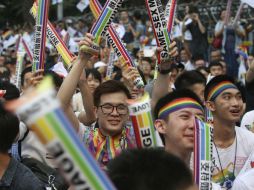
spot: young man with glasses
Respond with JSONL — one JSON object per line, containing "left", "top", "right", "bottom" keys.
{"left": 78, "top": 80, "right": 136, "bottom": 167}
{"left": 57, "top": 34, "right": 136, "bottom": 168}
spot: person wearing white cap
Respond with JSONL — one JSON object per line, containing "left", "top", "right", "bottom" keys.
{"left": 240, "top": 110, "right": 254, "bottom": 133}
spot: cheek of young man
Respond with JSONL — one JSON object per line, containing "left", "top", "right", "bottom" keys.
{"left": 97, "top": 92, "right": 129, "bottom": 136}
{"left": 214, "top": 89, "right": 244, "bottom": 122}
{"left": 165, "top": 108, "right": 204, "bottom": 151}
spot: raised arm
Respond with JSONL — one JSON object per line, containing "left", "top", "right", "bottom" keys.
{"left": 151, "top": 42, "right": 178, "bottom": 110}
{"left": 78, "top": 73, "right": 96, "bottom": 125}
{"left": 57, "top": 33, "right": 97, "bottom": 131}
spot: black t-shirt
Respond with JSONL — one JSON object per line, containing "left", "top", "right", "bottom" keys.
{"left": 186, "top": 21, "right": 208, "bottom": 56}
{"left": 245, "top": 80, "right": 254, "bottom": 112}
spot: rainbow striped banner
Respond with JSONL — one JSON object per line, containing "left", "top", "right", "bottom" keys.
{"left": 165, "top": 0, "right": 177, "bottom": 37}
{"left": 205, "top": 107, "right": 213, "bottom": 126}
{"left": 6, "top": 77, "right": 116, "bottom": 190}
{"left": 30, "top": 3, "right": 75, "bottom": 68}
{"left": 14, "top": 35, "right": 26, "bottom": 90}
{"left": 127, "top": 93, "right": 157, "bottom": 148}
{"left": 89, "top": 0, "right": 144, "bottom": 89}
{"left": 90, "top": 0, "right": 124, "bottom": 44}
{"left": 32, "top": 0, "right": 49, "bottom": 71}
{"left": 145, "top": 0, "right": 171, "bottom": 64}
{"left": 194, "top": 117, "right": 213, "bottom": 190}
{"left": 90, "top": 0, "right": 133, "bottom": 67}
{"left": 21, "top": 38, "right": 33, "bottom": 62}
{"left": 105, "top": 48, "right": 115, "bottom": 80}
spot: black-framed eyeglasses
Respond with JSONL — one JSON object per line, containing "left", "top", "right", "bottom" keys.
{"left": 99, "top": 103, "right": 128, "bottom": 115}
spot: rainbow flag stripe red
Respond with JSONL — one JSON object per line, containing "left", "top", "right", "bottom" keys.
{"left": 194, "top": 117, "right": 213, "bottom": 189}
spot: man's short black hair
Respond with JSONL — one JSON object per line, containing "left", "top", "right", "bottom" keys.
{"left": 86, "top": 68, "right": 102, "bottom": 83}
{"left": 93, "top": 80, "right": 131, "bottom": 107}
{"left": 107, "top": 148, "right": 193, "bottom": 190}
{"left": 204, "top": 75, "right": 238, "bottom": 101}
{"left": 0, "top": 102, "right": 19, "bottom": 153}
{"left": 188, "top": 5, "right": 199, "bottom": 14}
{"left": 174, "top": 70, "right": 206, "bottom": 90}
{"left": 21, "top": 66, "right": 32, "bottom": 87}
{"left": 0, "top": 81, "right": 20, "bottom": 100}
{"left": 208, "top": 61, "right": 223, "bottom": 71}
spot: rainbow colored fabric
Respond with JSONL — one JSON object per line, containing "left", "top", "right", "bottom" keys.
{"left": 207, "top": 81, "right": 237, "bottom": 101}
{"left": 127, "top": 93, "right": 157, "bottom": 148}
{"left": 6, "top": 77, "right": 116, "bottom": 189}
{"left": 194, "top": 117, "right": 213, "bottom": 189}
{"left": 82, "top": 123, "right": 136, "bottom": 168}
{"left": 158, "top": 97, "right": 204, "bottom": 119}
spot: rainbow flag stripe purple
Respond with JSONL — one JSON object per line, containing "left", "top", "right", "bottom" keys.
{"left": 194, "top": 117, "right": 213, "bottom": 189}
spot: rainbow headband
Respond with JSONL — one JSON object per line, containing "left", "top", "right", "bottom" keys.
{"left": 207, "top": 81, "right": 237, "bottom": 101}
{"left": 158, "top": 98, "right": 204, "bottom": 119}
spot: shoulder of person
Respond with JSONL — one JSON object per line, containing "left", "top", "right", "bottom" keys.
{"left": 236, "top": 126, "right": 254, "bottom": 144}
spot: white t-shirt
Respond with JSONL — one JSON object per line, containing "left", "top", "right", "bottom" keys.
{"left": 240, "top": 110, "right": 254, "bottom": 131}
{"left": 212, "top": 127, "right": 254, "bottom": 189}
{"left": 232, "top": 169, "right": 254, "bottom": 190}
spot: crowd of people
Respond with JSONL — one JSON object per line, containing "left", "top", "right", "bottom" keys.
{"left": 0, "top": 2, "right": 254, "bottom": 190}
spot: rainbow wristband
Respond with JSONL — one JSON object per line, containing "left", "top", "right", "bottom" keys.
{"left": 194, "top": 117, "right": 213, "bottom": 189}
{"left": 127, "top": 93, "right": 157, "bottom": 148}
{"left": 31, "top": 3, "right": 75, "bottom": 68}
{"left": 146, "top": 0, "right": 171, "bottom": 64}
{"left": 6, "top": 77, "right": 116, "bottom": 190}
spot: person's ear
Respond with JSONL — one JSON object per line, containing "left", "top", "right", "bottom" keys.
{"left": 205, "top": 101, "right": 216, "bottom": 112}
{"left": 154, "top": 119, "right": 167, "bottom": 135}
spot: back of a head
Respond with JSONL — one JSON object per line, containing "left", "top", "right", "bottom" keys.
{"left": 107, "top": 148, "right": 193, "bottom": 190}
{"left": 93, "top": 80, "right": 131, "bottom": 107}
{"left": 0, "top": 102, "right": 19, "bottom": 153}
{"left": 174, "top": 70, "right": 206, "bottom": 90}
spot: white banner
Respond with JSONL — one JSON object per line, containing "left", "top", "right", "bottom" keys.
{"left": 242, "top": 0, "right": 254, "bottom": 8}
{"left": 76, "top": 0, "right": 89, "bottom": 12}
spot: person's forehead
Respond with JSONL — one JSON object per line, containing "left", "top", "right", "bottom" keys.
{"left": 219, "top": 88, "right": 240, "bottom": 96}
{"left": 100, "top": 92, "right": 128, "bottom": 104}
{"left": 171, "top": 108, "right": 204, "bottom": 116}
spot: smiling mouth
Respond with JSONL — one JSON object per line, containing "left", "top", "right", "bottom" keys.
{"left": 108, "top": 120, "right": 120, "bottom": 125}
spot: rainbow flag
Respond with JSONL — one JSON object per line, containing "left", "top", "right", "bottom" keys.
{"left": 194, "top": 117, "right": 213, "bottom": 190}
{"left": 32, "top": 0, "right": 49, "bottom": 71}
{"left": 6, "top": 77, "right": 116, "bottom": 190}
{"left": 127, "top": 93, "right": 157, "bottom": 148}
{"left": 90, "top": 0, "right": 124, "bottom": 44}
{"left": 31, "top": 3, "right": 75, "bottom": 68}
{"left": 145, "top": 0, "right": 171, "bottom": 64}
{"left": 89, "top": 0, "right": 144, "bottom": 89}
{"left": 165, "top": 0, "right": 177, "bottom": 37}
